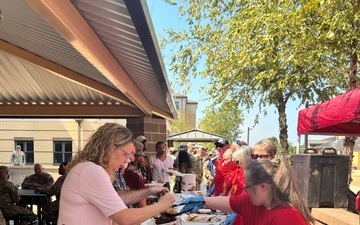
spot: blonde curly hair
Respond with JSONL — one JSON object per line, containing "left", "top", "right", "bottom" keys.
{"left": 66, "top": 123, "right": 133, "bottom": 181}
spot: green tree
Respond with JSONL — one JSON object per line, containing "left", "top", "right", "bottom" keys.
{"left": 163, "top": 0, "right": 349, "bottom": 155}
{"left": 267, "top": 137, "right": 279, "bottom": 145}
{"left": 299, "top": 0, "right": 360, "bottom": 184}
{"left": 170, "top": 111, "right": 192, "bottom": 135}
{"left": 198, "top": 101, "right": 244, "bottom": 143}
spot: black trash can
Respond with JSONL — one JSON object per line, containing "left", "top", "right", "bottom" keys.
{"left": 291, "top": 148, "right": 349, "bottom": 208}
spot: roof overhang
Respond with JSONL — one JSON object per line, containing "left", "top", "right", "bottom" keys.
{"left": 167, "top": 129, "right": 227, "bottom": 142}
{"left": 0, "top": 0, "right": 176, "bottom": 120}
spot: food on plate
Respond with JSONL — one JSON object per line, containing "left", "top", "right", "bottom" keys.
{"left": 154, "top": 212, "right": 177, "bottom": 224}
{"left": 184, "top": 214, "right": 221, "bottom": 222}
{"left": 198, "top": 209, "right": 212, "bottom": 214}
{"left": 157, "top": 180, "right": 165, "bottom": 183}
{"left": 163, "top": 207, "right": 178, "bottom": 215}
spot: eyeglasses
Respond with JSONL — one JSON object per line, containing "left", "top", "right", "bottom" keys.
{"left": 243, "top": 184, "right": 254, "bottom": 192}
{"left": 251, "top": 154, "right": 269, "bottom": 160}
{"left": 118, "top": 147, "right": 132, "bottom": 161}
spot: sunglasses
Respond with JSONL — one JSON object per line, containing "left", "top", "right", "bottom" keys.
{"left": 216, "top": 144, "right": 225, "bottom": 148}
{"left": 251, "top": 154, "right": 269, "bottom": 159}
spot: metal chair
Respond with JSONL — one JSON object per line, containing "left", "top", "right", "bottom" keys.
{"left": 5, "top": 214, "right": 37, "bottom": 225}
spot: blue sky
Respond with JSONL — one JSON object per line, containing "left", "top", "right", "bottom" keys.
{"left": 146, "top": 0, "right": 330, "bottom": 146}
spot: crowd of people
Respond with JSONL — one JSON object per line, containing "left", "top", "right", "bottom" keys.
{"left": 0, "top": 122, "right": 314, "bottom": 225}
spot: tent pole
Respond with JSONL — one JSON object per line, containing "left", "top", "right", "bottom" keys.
{"left": 303, "top": 101, "right": 309, "bottom": 150}
{"left": 304, "top": 134, "right": 308, "bottom": 150}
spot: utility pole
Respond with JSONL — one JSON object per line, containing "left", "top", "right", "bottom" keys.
{"left": 247, "top": 127, "right": 252, "bottom": 145}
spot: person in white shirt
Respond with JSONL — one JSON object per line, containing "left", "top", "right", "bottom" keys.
{"left": 149, "top": 141, "right": 174, "bottom": 190}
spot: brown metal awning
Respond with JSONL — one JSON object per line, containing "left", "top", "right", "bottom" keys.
{"left": 0, "top": 0, "right": 176, "bottom": 120}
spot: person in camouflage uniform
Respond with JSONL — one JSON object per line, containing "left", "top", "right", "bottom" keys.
{"left": 39, "top": 162, "right": 68, "bottom": 225}
{"left": 11, "top": 145, "right": 26, "bottom": 166}
{"left": 194, "top": 146, "right": 208, "bottom": 190}
{"left": 0, "top": 166, "right": 37, "bottom": 225}
{"left": 21, "top": 163, "right": 54, "bottom": 190}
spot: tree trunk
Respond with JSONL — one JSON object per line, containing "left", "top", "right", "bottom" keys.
{"left": 344, "top": 51, "right": 358, "bottom": 186}
{"left": 277, "top": 96, "right": 289, "bottom": 157}
{"left": 344, "top": 137, "right": 356, "bottom": 185}
{"left": 349, "top": 52, "right": 357, "bottom": 89}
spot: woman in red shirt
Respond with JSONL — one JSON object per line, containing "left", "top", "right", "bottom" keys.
{"left": 223, "top": 145, "right": 254, "bottom": 225}
{"left": 182, "top": 159, "right": 315, "bottom": 225}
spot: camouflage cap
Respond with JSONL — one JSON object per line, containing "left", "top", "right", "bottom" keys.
{"left": 0, "top": 166, "right": 8, "bottom": 172}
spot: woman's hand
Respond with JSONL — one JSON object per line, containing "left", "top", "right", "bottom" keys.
{"left": 157, "top": 192, "right": 175, "bottom": 209}
{"left": 149, "top": 186, "right": 169, "bottom": 196}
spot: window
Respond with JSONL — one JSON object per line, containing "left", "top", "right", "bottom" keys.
{"left": 175, "top": 101, "right": 180, "bottom": 110}
{"left": 54, "top": 141, "right": 72, "bottom": 164}
{"left": 15, "top": 141, "right": 34, "bottom": 164}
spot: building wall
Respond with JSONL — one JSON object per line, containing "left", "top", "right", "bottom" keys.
{"left": 0, "top": 119, "right": 126, "bottom": 166}
{"left": 185, "top": 103, "right": 197, "bottom": 129}
{"left": 354, "top": 152, "right": 359, "bottom": 169}
{"left": 173, "top": 95, "right": 198, "bottom": 129}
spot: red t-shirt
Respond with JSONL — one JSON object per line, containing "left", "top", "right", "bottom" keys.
{"left": 224, "top": 167, "right": 245, "bottom": 225}
{"left": 214, "top": 159, "right": 237, "bottom": 196}
{"left": 223, "top": 167, "right": 245, "bottom": 196}
{"left": 229, "top": 192, "right": 309, "bottom": 225}
{"left": 123, "top": 169, "right": 146, "bottom": 190}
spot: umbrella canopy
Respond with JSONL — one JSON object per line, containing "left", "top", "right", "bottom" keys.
{"left": 297, "top": 87, "right": 360, "bottom": 136}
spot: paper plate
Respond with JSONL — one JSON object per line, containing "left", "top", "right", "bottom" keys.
{"left": 145, "top": 181, "right": 166, "bottom": 187}
{"left": 164, "top": 169, "right": 185, "bottom": 177}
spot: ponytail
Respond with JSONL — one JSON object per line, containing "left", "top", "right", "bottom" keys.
{"left": 247, "top": 158, "right": 315, "bottom": 224}
{"left": 273, "top": 157, "right": 315, "bottom": 224}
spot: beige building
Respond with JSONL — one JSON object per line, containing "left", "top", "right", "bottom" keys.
{"left": 0, "top": 118, "right": 170, "bottom": 167}
{"left": 0, "top": 119, "right": 120, "bottom": 166}
{"left": 0, "top": 93, "right": 196, "bottom": 167}
{"left": 173, "top": 94, "right": 198, "bottom": 129}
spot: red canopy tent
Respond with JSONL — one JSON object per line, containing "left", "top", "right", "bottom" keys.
{"left": 297, "top": 86, "right": 360, "bottom": 136}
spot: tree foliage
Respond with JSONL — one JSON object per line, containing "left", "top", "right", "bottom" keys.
{"left": 162, "top": 0, "right": 360, "bottom": 154}
{"left": 267, "top": 136, "right": 296, "bottom": 156}
{"left": 198, "top": 101, "right": 244, "bottom": 143}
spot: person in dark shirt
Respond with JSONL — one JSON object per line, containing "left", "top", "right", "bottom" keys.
{"left": 21, "top": 163, "right": 54, "bottom": 190}
{"left": 39, "top": 162, "right": 68, "bottom": 224}
{"left": 0, "top": 166, "right": 37, "bottom": 225}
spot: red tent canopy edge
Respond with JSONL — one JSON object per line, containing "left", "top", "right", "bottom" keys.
{"left": 297, "top": 87, "right": 360, "bottom": 136}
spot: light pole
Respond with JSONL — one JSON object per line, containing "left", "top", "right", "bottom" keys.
{"left": 247, "top": 127, "right": 252, "bottom": 145}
